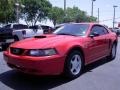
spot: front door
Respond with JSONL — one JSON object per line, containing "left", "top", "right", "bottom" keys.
{"left": 85, "top": 25, "right": 109, "bottom": 63}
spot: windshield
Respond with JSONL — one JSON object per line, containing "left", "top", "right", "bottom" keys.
{"left": 53, "top": 24, "right": 89, "bottom": 36}
{"left": 13, "top": 24, "right": 28, "bottom": 30}
{"left": 29, "top": 25, "right": 43, "bottom": 30}
{"left": 3, "top": 24, "right": 11, "bottom": 28}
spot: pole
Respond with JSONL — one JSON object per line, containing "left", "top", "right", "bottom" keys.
{"left": 91, "top": 0, "right": 96, "bottom": 16}
{"left": 16, "top": 6, "right": 19, "bottom": 23}
{"left": 15, "top": 0, "right": 19, "bottom": 23}
{"left": 64, "top": 0, "right": 66, "bottom": 14}
{"left": 64, "top": 0, "right": 66, "bottom": 22}
{"left": 15, "top": 0, "right": 25, "bottom": 24}
{"left": 113, "top": 5, "right": 118, "bottom": 28}
{"left": 98, "top": 8, "right": 99, "bottom": 23}
{"left": 91, "top": 0, "right": 93, "bottom": 16}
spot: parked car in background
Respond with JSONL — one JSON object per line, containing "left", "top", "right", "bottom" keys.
{"left": 110, "top": 28, "right": 120, "bottom": 36}
{"left": 0, "top": 23, "right": 43, "bottom": 50}
{"left": 40, "top": 25, "right": 54, "bottom": 34}
{"left": 4, "top": 23, "right": 118, "bottom": 79}
{"left": 27, "top": 25, "right": 44, "bottom": 37}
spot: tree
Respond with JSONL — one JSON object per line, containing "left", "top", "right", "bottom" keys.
{"left": 48, "top": 7, "right": 64, "bottom": 25}
{"left": 21, "top": 0, "right": 52, "bottom": 26}
{"left": 87, "top": 16, "right": 97, "bottom": 22}
{"left": 64, "top": 7, "right": 97, "bottom": 23}
{"left": 0, "top": 0, "right": 16, "bottom": 24}
{"left": 65, "top": 7, "right": 81, "bottom": 22}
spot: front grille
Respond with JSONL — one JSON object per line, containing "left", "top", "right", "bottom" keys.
{"left": 10, "top": 47, "right": 25, "bottom": 55}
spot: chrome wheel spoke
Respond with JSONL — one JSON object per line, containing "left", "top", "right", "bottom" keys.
{"left": 71, "top": 66, "right": 75, "bottom": 73}
{"left": 112, "top": 45, "right": 116, "bottom": 57}
{"left": 70, "top": 54, "right": 82, "bottom": 75}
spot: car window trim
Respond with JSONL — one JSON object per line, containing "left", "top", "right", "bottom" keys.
{"left": 90, "top": 25, "right": 109, "bottom": 36}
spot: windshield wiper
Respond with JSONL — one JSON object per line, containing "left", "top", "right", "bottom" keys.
{"left": 57, "top": 33, "right": 76, "bottom": 36}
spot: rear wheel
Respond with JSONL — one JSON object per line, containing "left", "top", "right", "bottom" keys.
{"left": 64, "top": 50, "right": 84, "bottom": 79}
{"left": 107, "top": 43, "right": 117, "bottom": 60}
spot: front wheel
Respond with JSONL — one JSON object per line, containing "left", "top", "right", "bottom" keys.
{"left": 64, "top": 51, "right": 84, "bottom": 79}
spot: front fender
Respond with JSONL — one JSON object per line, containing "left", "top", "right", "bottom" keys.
{"left": 13, "top": 31, "right": 23, "bottom": 40}
{"left": 56, "top": 41, "right": 85, "bottom": 57}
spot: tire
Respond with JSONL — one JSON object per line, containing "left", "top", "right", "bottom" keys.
{"left": 1, "top": 44, "right": 6, "bottom": 51}
{"left": 107, "top": 43, "right": 117, "bottom": 60}
{"left": 14, "top": 36, "right": 19, "bottom": 41}
{"left": 64, "top": 50, "right": 84, "bottom": 79}
{"left": 1, "top": 43, "right": 9, "bottom": 51}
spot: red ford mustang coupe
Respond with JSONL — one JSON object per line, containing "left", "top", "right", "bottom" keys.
{"left": 3, "top": 23, "right": 118, "bottom": 78}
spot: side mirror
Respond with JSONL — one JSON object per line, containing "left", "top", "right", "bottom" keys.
{"left": 89, "top": 32, "right": 99, "bottom": 38}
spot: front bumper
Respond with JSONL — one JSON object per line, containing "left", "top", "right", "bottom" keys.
{"left": 4, "top": 51, "right": 65, "bottom": 75}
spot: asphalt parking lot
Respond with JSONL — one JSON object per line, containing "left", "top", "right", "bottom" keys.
{"left": 0, "top": 38, "right": 120, "bottom": 90}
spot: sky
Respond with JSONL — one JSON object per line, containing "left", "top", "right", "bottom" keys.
{"left": 49, "top": 0, "right": 120, "bottom": 27}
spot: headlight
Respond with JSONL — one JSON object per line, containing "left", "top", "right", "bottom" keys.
{"left": 28, "top": 48, "right": 57, "bottom": 56}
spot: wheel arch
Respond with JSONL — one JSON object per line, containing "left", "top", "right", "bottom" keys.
{"left": 113, "top": 40, "right": 118, "bottom": 45}
{"left": 63, "top": 45, "right": 85, "bottom": 78}
{"left": 65, "top": 45, "right": 85, "bottom": 65}
{"left": 14, "top": 35, "right": 19, "bottom": 41}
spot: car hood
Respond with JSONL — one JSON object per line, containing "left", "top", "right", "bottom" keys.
{"left": 10, "top": 34, "right": 81, "bottom": 49}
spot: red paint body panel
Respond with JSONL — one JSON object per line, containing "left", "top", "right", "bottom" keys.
{"left": 4, "top": 51, "right": 65, "bottom": 75}
{"left": 3, "top": 23, "right": 118, "bottom": 75}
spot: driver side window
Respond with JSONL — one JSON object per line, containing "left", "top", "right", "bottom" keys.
{"left": 91, "top": 25, "right": 108, "bottom": 36}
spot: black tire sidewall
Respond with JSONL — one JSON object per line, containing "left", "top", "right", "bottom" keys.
{"left": 64, "top": 50, "right": 84, "bottom": 79}
{"left": 1, "top": 43, "right": 9, "bottom": 51}
{"left": 14, "top": 36, "right": 19, "bottom": 41}
{"left": 108, "top": 44, "right": 117, "bottom": 60}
